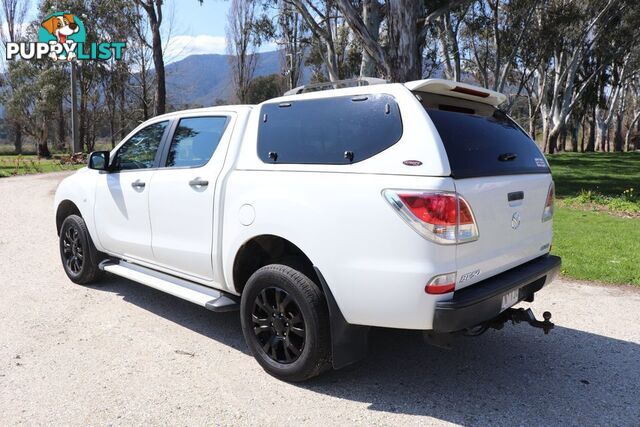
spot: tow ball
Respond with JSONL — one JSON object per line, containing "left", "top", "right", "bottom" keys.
{"left": 490, "top": 308, "right": 554, "bottom": 334}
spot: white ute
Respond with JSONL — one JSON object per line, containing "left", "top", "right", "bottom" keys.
{"left": 54, "top": 78, "right": 561, "bottom": 381}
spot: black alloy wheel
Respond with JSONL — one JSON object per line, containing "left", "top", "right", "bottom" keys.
{"left": 252, "top": 286, "right": 306, "bottom": 363}
{"left": 61, "top": 225, "right": 84, "bottom": 275}
{"left": 58, "top": 214, "right": 103, "bottom": 284}
{"left": 240, "top": 264, "right": 331, "bottom": 381}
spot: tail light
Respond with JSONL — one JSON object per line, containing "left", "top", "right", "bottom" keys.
{"left": 383, "top": 190, "right": 479, "bottom": 244}
{"left": 542, "top": 182, "right": 554, "bottom": 222}
{"left": 425, "top": 272, "right": 456, "bottom": 294}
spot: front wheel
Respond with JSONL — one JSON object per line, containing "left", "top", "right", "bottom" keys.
{"left": 59, "top": 215, "right": 103, "bottom": 285}
{"left": 240, "top": 264, "right": 331, "bottom": 382}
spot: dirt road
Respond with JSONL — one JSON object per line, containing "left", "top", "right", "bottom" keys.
{"left": 1, "top": 172, "right": 639, "bottom": 425}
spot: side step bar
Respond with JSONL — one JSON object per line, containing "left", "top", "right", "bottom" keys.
{"left": 99, "top": 260, "right": 239, "bottom": 312}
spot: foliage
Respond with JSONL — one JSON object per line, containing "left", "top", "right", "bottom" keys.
{"left": 561, "top": 190, "right": 640, "bottom": 215}
{"left": 246, "top": 74, "right": 286, "bottom": 104}
{"left": 1, "top": 0, "right": 640, "bottom": 158}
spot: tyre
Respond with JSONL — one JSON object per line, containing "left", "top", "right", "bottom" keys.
{"left": 59, "top": 214, "right": 103, "bottom": 285}
{"left": 240, "top": 264, "right": 331, "bottom": 382}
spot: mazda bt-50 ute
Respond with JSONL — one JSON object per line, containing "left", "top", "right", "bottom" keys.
{"left": 54, "top": 78, "right": 561, "bottom": 381}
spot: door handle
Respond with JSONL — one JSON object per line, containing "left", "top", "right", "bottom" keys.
{"left": 131, "top": 180, "right": 146, "bottom": 189}
{"left": 508, "top": 191, "right": 524, "bottom": 202}
{"left": 189, "top": 178, "right": 209, "bottom": 187}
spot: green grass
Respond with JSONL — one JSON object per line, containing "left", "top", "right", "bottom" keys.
{"left": 546, "top": 152, "right": 640, "bottom": 285}
{"left": 546, "top": 152, "right": 640, "bottom": 199}
{"left": 551, "top": 207, "right": 640, "bottom": 285}
{"left": 0, "top": 155, "right": 84, "bottom": 177}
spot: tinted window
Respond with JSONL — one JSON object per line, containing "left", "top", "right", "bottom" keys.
{"left": 257, "top": 94, "right": 403, "bottom": 164}
{"left": 426, "top": 108, "right": 549, "bottom": 179}
{"left": 166, "top": 117, "right": 228, "bottom": 168}
{"left": 113, "top": 121, "right": 168, "bottom": 170}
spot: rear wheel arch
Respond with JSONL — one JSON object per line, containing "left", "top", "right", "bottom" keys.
{"left": 232, "top": 234, "right": 320, "bottom": 295}
{"left": 232, "top": 234, "right": 371, "bottom": 372}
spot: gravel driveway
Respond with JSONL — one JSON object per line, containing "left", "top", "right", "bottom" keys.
{"left": 1, "top": 171, "right": 639, "bottom": 426}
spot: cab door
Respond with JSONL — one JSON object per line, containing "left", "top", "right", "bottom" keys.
{"left": 94, "top": 120, "right": 170, "bottom": 262}
{"left": 148, "top": 114, "right": 233, "bottom": 280}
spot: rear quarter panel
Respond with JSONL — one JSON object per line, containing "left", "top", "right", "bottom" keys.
{"left": 222, "top": 171, "right": 457, "bottom": 329}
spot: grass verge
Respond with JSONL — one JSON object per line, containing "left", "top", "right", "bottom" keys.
{"left": 0, "top": 155, "right": 83, "bottom": 178}
{"left": 545, "top": 152, "right": 639, "bottom": 285}
{"left": 552, "top": 207, "right": 640, "bottom": 285}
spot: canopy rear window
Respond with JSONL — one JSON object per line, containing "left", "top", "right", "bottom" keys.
{"left": 416, "top": 92, "right": 549, "bottom": 179}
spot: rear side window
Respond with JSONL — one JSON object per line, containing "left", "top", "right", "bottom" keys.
{"left": 419, "top": 94, "right": 548, "bottom": 178}
{"left": 166, "top": 117, "right": 228, "bottom": 168}
{"left": 257, "top": 94, "right": 403, "bottom": 164}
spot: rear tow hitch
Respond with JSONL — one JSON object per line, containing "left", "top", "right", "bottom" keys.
{"left": 490, "top": 308, "right": 554, "bottom": 334}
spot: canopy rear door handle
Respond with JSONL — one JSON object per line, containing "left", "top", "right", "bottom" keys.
{"left": 508, "top": 191, "right": 524, "bottom": 202}
{"left": 498, "top": 152, "right": 518, "bottom": 162}
{"left": 189, "top": 178, "right": 209, "bottom": 187}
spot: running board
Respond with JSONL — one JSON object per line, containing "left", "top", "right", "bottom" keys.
{"left": 99, "top": 260, "right": 239, "bottom": 312}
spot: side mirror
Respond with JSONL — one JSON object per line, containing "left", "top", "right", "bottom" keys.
{"left": 88, "top": 151, "right": 110, "bottom": 171}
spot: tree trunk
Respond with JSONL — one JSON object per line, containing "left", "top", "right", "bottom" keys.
{"left": 613, "top": 112, "right": 624, "bottom": 152}
{"left": 151, "top": 19, "right": 165, "bottom": 115}
{"left": 37, "top": 143, "right": 51, "bottom": 158}
{"left": 37, "top": 123, "right": 51, "bottom": 159}
{"left": 121, "top": 92, "right": 127, "bottom": 140}
{"left": 137, "top": 0, "right": 166, "bottom": 116}
{"left": 579, "top": 119, "right": 586, "bottom": 152}
{"left": 624, "top": 110, "right": 640, "bottom": 152}
{"left": 585, "top": 114, "right": 595, "bottom": 152}
{"left": 13, "top": 123, "right": 22, "bottom": 155}
{"left": 141, "top": 67, "right": 149, "bottom": 120}
{"left": 594, "top": 106, "right": 606, "bottom": 152}
{"left": 359, "top": 0, "right": 382, "bottom": 78}
{"left": 559, "top": 127, "right": 567, "bottom": 152}
{"left": 57, "top": 99, "right": 66, "bottom": 151}
{"left": 325, "top": 40, "right": 340, "bottom": 82}
{"left": 79, "top": 94, "right": 86, "bottom": 153}
{"left": 386, "top": 1, "right": 422, "bottom": 82}
{"left": 571, "top": 125, "right": 579, "bottom": 152}
{"left": 444, "top": 12, "right": 461, "bottom": 82}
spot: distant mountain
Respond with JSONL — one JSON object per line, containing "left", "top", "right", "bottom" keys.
{"left": 165, "top": 50, "right": 307, "bottom": 107}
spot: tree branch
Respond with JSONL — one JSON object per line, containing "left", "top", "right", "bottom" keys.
{"left": 336, "top": 0, "right": 389, "bottom": 76}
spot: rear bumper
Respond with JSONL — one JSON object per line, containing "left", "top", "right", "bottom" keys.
{"left": 432, "top": 254, "right": 561, "bottom": 333}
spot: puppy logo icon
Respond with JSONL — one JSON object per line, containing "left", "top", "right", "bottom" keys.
{"left": 5, "top": 11, "right": 124, "bottom": 62}
{"left": 38, "top": 12, "right": 86, "bottom": 61}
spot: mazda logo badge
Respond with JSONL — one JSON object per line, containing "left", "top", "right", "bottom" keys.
{"left": 511, "top": 212, "right": 521, "bottom": 229}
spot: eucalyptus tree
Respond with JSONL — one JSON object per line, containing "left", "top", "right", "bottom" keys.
{"left": 0, "top": 0, "right": 29, "bottom": 154}
{"left": 336, "top": 0, "right": 470, "bottom": 82}
{"left": 226, "top": 0, "right": 260, "bottom": 103}
{"left": 133, "top": 0, "right": 166, "bottom": 115}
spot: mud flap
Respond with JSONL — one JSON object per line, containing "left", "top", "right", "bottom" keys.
{"left": 314, "top": 267, "right": 370, "bottom": 370}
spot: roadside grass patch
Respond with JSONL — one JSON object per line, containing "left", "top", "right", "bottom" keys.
{"left": 546, "top": 152, "right": 639, "bottom": 285}
{"left": 546, "top": 152, "right": 640, "bottom": 198}
{"left": 552, "top": 207, "right": 640, "bottom": 285}
{"left": 0, "top": 155, "right": 83, "bottom": 177}
{"left": 560, "top": 189, "right": 640, "bottom": 216}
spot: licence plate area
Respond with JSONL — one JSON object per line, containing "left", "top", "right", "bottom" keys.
{"left": 500, "top": 288, "right": 520, "bottom": 312}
